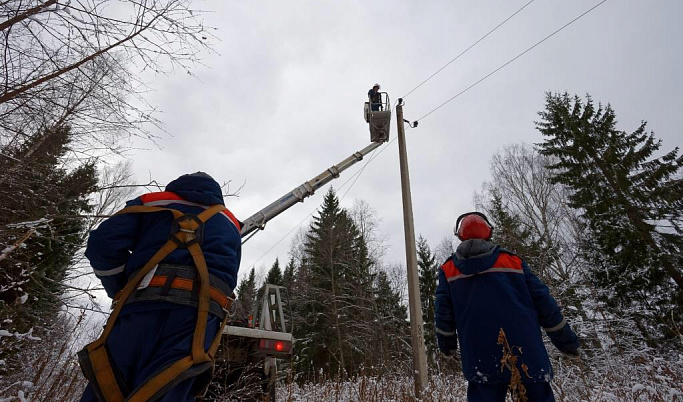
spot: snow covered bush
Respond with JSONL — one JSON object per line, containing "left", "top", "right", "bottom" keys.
{"left": 0, "top": 313, "right": 89, "bottom": 402}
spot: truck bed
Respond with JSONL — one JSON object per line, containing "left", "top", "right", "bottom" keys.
{"left": 224, "top": 325, "right": 293, "bottom": 342}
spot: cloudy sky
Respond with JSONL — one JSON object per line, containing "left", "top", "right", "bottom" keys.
{"left": 123, "top": 0, "right": 683, "bottom": 282}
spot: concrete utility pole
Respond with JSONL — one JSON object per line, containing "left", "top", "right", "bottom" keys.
{"left": 396, "top": 99, "right": 429, "bottom": 397}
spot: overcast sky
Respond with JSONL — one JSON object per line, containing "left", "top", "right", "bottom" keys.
{"left": 122, "top": 0, "right": 683, "bottom": 283}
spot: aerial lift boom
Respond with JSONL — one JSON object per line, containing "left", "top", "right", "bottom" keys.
{"left": 240, "top": 91, "right": 391, "bottom": 242}
{"left": 240, "top": 140, "right": 384, "bottom": 242}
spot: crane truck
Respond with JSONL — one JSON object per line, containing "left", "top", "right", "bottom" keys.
{"left": 210, "top": 93, "right": 393, "bottom": 401}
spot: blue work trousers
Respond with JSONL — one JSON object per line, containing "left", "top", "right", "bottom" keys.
{"left": 80, "top": 305, "right": 219, "bottom": 402}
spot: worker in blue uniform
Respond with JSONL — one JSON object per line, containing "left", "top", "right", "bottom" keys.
{"left": 368, "top": 83, "right": 382, "bottom": 111}
{"left": 80, "top": 172, "right": 242, "bottom": 402}
{"left": 435, "top": 212, "right": 580, "bottom": 402}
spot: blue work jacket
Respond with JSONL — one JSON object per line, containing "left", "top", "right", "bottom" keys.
{"left": 85, "top": 174, "right": 242, "bottom": 300}
{"left": 435, "top": 241, "right": 579, "bottom": 384}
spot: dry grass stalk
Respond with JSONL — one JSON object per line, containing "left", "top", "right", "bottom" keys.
{"left": 498, "top": 327, "right": 531, "bottom": 402}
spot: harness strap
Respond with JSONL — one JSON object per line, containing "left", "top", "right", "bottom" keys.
{"left": 114, "top": 275, "right": 232, "bottom": 312}
{"left": 188, "top": 239, "right": 211, "bottom": 363}
{"left": 91, "top": 220, "right": 183, "bottom": 347}
{"left": 208, "top": 306, "right": 231, "bottom": 359}
{"left": 86, "top": 346, "right": 126, "bottom": 402}
{"left": 129, "top": 357, "right": 195, "bottom": 402}
{"left": 81, "top": 204, "right": 230, "bottom": 402}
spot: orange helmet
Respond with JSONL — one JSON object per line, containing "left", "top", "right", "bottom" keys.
{"left": 454, "top": 212, "right": 493, "bottom": 241}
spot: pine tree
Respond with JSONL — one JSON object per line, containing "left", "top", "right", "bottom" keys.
{"left": 372, "top": 270, "right": 409, "bottom": 370}
{"left": 536, "top": 92, "right": 683, "bottom": 340}
{"left": 0, "top": 125, "right": 96, "bottom": 378}
{"left": 234, "top": 267, "right": 257, "bottom": 323}
{"left": 0, "top": 125, "right": 96, "bottom": 331}
{"left": 417, "top": 236, "right": 438, "bottom": 364}
{"left": 295, "top": 189, "right": 351, "bottom": 376}
{"left": 293, "top": 188, "right": 374, "bottom": 378}
{"left": 265, "top": 258, "right": 283, "bottom": 286}
{"left": 282, "top": 258, "right": 296, "bottom": 290}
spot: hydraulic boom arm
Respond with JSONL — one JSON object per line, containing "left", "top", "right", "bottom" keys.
{"left": 240, "top": 141, "right": 383, "bottom": 242}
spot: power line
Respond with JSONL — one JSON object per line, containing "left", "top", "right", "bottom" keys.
{"left": 245, "top": 144, "right": 385, "bottom": 269}
{"left": 416, "top": 0, "right": 608, "bottom": 123}
{"left": 339, "top": 144, "right": 384, "bottom": 201}
{"left": 401, "top": 0, "right": 536, "bottom": 100}
{"left": 246, "top": 1, "right": 607, "bottom": 269}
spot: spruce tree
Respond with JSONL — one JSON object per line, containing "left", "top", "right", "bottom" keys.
{"left": 536, "top": 93, "right": 683, "bottom": 340}
{"left": 234, "top": 267, "right": 257, "bottom": 323}
{"left": 282, "top": 258, "right": 296, "bottom": 290}
{"left": 295, "top": 189, "right": 352, "bottom": 376}
{"left": 372, "top": 270, "right": 409, "bottom": 369}
{"left": 417, "top": 236, "right": 438, "bottom": 364}
{"left": 0, "top": 125, "right": 96, "bottom": 378}
{"left": 265, "top": 258, "right": 283, "bottom": 286}
{"left": 293, "top": 188, "right": 374, "bottom": 378}
{"left": 0, "top": 125, "right": 96, "bottom": 331}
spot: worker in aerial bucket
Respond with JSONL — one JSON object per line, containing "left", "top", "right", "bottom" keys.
{"left": 435, "top": 212, "right": 581, "bottom": 402}
{"left": 368, "top": 83, "right": 382, "bottom": 111}
{"left": 79, "top": 172, "right": 242, "bottom": 402}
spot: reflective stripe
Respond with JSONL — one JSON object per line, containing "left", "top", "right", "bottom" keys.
{"left": 447, "top": 274, "right": 471, "bottom": 282}
{"left": 436, "top": 327, "right": 456, "bottom": 336}
{"left": 446, "top": 267, "right": 524, "bottom": 282}
{"left": 482, "top": 267, "right": 524, "bottom": 274}
{"left": 93, "top": 264, "right": 125, "bottom": 277}
{"left": 544, "top": 318, "right": 567, "bottom": 333}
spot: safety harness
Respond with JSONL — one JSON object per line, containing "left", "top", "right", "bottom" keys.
{"left": 78, "top": 204, "right": 236, "bottom": 402}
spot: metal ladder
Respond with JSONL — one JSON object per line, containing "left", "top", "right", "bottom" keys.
{"left": 256, "top": 284, "right": 291, "bottom": 333}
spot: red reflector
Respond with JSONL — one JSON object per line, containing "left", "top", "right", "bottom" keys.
{"left": 258, "top": 339, "right": 291, "bottom": 353}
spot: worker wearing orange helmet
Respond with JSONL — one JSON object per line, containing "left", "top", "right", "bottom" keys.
{"left": 435, "top": 211, "right": 580, "bottom": 401}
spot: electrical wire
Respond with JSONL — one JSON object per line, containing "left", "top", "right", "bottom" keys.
{"left": 245, "top": 144, "right": 385, "bottom": 269}
{"left": 247, "top": 116, "right": 420, "bottom": 270}
{"left": 245, "top": 0, "right": 607, "bottom": 269}
{"left": 416, "top": 0, "right": 608, "bottom": 123}
{"left": 339, "top": 145, "right": 383, "bottom": 202}
{"left": 401, "top": 0, "right": 536, "bottom": 100}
